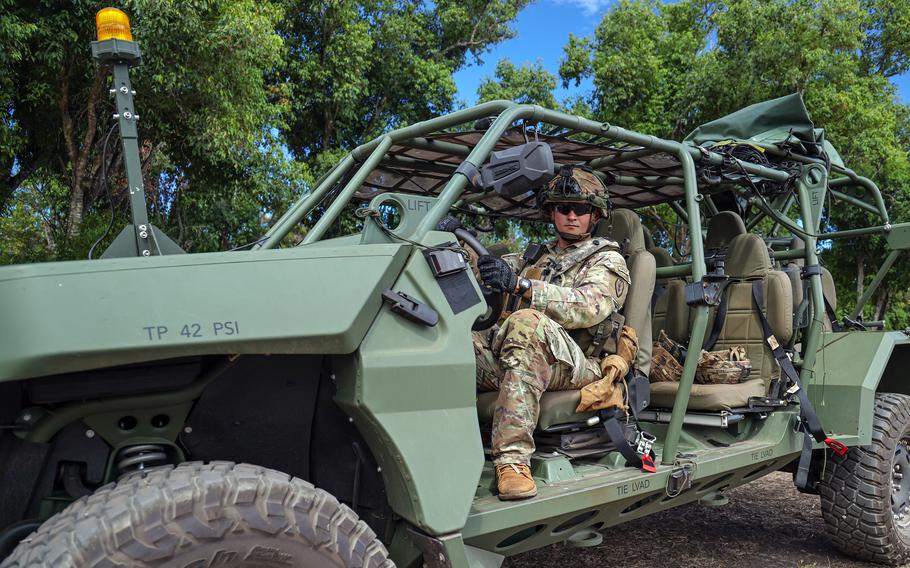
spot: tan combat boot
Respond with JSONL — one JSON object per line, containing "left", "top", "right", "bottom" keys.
{"left": 495, "top": 463, "right": 538, "bottom": 500}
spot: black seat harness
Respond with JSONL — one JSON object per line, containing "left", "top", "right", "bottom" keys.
{"left": 597, "top": 373, "right": 657, "bottom": 473}
{"left": 703, "top": 280, "right": 733, "bottom": 351}
{"left": 750, "top": 279, "right": 848, "bottom": 488}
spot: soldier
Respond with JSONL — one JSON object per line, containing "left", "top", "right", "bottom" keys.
{"left": 474, "top": 165, "right": 631, "bottom": 500}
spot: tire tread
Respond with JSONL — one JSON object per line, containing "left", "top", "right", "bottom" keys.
{"left": 819, "top": 393, "right": 910, "bottom": 565}
{"left": 1, "top": 462, "right": 393, "bottom": 568}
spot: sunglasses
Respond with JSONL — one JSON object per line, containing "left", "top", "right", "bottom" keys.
{"left": 554, "top": 203, "right": 594, "bottom": 216}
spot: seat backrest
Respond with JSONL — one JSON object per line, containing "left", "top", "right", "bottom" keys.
{"left": 781, "top": 237, "right": 805, "bottom": 325}
{"left": 705, "top": 212, "right": 747, "bottom": 271}
{"left": 594, "top": 209, "right": 656, "bottom": 375}
{"left": 820, "top": 268, "right": 837, "bottom": 331}
{"left": 651, "top": 246, "right": 689, "bottom": 343}
{"left": 783, "top": 236, "right": 838, "bottom": 332}
{"left": 705, "top": 211, "right": 747, "bottom": 251}
{"left": 694, "top": 233, "right": 793, "bottom": 389}
{"left": 642, "top": 228, "right": 656, "bottom": 251}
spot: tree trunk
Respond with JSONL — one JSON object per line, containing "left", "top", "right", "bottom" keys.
{"left": 856, "top": 254, "right": 865, "bottom": 298}
{"left": 62, "top": 65, "right": 106, "bottom": 238}
{"left": 874, "top": 287, "right": 890, "bottom": 322}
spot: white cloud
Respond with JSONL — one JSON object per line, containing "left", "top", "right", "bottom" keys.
{"left": 552, "top": 0, "right": 614, "bottom": 15}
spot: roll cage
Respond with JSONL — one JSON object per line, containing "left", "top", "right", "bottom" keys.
{"left": 255, "top": 97, "right": 905, "bottom": 464}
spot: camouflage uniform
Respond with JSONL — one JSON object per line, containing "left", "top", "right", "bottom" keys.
{"left": 475, "top": 238, "right": 630, "bottom": 465}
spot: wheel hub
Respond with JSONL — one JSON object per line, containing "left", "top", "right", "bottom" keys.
{"left": 891, "top": 438, "right": 910, "bottom": 527}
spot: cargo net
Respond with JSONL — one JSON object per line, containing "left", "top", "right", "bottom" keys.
{"left": 352, "top": 128, "right": 691, "bottom": 220}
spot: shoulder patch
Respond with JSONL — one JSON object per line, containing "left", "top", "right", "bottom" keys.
{"left": 615, "top": 278, "right": 626, "bottom": 297}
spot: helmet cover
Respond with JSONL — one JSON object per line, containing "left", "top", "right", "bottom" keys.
{"left": 537, "top": 165, "right": 611, "bottom": 216}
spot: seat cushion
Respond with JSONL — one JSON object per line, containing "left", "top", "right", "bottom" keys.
{"left": 477, "top": 390, "right": 595, "bottom": 431}
{"left": 648, "top": 378, "right": 765, "bottom": 411}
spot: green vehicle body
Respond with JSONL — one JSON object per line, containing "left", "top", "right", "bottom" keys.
{"left": 2, "top": 27, "right": 910, "bottom": 568}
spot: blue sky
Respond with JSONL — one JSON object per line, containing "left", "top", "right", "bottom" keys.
{"left": 453, "top": 0, "right": 910, "bottom": 107}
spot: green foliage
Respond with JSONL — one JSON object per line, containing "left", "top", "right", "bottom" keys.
{"left": 280, "top": 0, "right": 530, "bottom": 162}
{"left": 477, "top": 59, "right": 559, "bottom": 108}
{"left": 1, "top": 1, "right": 531, "bottom": 261}
{"left": 561, "top": 0, "right": 910, "bottom": 327}
{"left": 0, "top": 1, "right": 35, "bottom": 177}
{"left": 1, "top": 0, "right": 289, "bottom": 259}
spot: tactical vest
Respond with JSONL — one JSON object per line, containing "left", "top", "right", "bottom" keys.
{"left": 505, "top": 238, "right": 626, "bottom": 358}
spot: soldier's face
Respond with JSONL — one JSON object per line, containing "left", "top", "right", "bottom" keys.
{"left": 551, "top": 205, "right": 600, "bottom": 237}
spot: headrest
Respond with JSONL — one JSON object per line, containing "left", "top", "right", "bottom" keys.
{"left": 651, "top": 247, "right": 674, "bottom": 268}
{"left": 705, "top": 211, "right": 747, "bottom": 250}
{"left": 725, "top": 233, "right": 772, "bottom": 278}
{"left": 594, "top": 208, "right": 645, "bottom": 254}
{"left": 642, "top": 228, "right": 656, "bottom": 250}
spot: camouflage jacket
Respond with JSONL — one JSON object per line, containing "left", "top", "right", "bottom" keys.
{"left": 503, "top": 237, "right": 631, "bottom": 355}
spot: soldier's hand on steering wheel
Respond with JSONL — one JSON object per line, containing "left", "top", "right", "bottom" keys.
{"left": 435, "top": 214, "right": 464, "bottom": 233}
{"left": 478, "top": 255, "right": 518, "bottom": 293}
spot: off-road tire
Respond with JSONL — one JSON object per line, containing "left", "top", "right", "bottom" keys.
{"left": 819, "top": 392, "right": 910, "bottom": 565}
{"left": 1, "top": 461, "right": 393, "bottom": 568}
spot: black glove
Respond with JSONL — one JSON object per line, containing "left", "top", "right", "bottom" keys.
{"left": 478, "top": 255, "right": 518, "bottom": 293}
{"left": 435, "top": 215, "right": 463, "bottom": 233}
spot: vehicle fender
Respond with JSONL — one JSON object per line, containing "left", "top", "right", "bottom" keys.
{"left": 811, "top": 330, "right": 910, "bottom": 447}
{"left": 0, "top": 242, "right": 409, "bottom": 382}
{"left": 334, "top": 233, "right": 487, "bottom": 535}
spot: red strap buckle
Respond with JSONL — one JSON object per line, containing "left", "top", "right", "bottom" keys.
{"left": 641, "top": 454, "right": 657, "bottom": 473}
{"left": 825, "top": 438, "right": 848, "bottom": 455}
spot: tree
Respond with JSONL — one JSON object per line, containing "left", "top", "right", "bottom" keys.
{"left": 560, "top": 0, "right": 910, "bottom": 326}
{"left": 477, "top": 59, "right": 559, "bottom": 108}
{"left": 1, "top": 0, "right": 289, "bottom": 260}
{"left": 279, "top": 0, "right": 530, "bottom": 165}
{"left": 0, "top": 1, "right": 36, "bottom": 209}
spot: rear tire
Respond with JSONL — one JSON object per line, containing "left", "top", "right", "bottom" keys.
{"left": 1, "top": 461, "right": 393, "bottom": 568}
{"left": 819, "top": 393, "right": 910, "bottom": 565}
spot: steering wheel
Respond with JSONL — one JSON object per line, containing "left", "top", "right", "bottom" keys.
{"left": 452, "top": 228, "right": 504, "bottom": 331}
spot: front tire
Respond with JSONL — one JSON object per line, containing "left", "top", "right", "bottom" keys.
{"left": 819, "top": 393, "right": 910, "bottom": 565}
{"left": 1, "top": 461, "right": 393, "bottom": 568}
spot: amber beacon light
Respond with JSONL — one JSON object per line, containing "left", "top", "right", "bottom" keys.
{"left": 95, "top": 7, "right": 133, "bottom": 42}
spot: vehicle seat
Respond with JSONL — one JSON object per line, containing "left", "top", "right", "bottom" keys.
{"left": 821, "top": 268, "right": 838, "bottom": 331}
{"left": 651, "top": 246, "right": 689, "bottom": 343}
{"left": 705, "top": 211, "right": 747, "bottom": 268}
{"left": 782, "top": 237, "right": 838, "bottom": 332}
{"left": 593, "top": 209, "right": 657, "bottom": 376}
{"left": 642, "top": 228, "right": 656, "bottom": 251}
{"left": 649, "top": 233, "right": 793, "bottom": 411}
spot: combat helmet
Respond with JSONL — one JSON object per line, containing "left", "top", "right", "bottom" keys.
{"left": 537, "top": 165, "right": 612, "bottom": 217}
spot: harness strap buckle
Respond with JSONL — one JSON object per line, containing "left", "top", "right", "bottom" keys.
{"left": 641, "top": 454, "right": 657, "bottom": 473}
{"left": 634, "top": 431, "right": 657, "bottom": 456}
{"left": 825, "top": 438, "right": 848, "bottom": 455}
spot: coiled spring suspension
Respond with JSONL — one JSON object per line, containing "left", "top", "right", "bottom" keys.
{"left": 116, "top": 444, "right": 169, "bottom": 474}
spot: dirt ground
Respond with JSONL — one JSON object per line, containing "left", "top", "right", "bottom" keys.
{"left": 508, "top": 472, "right": 884, "bottom": 568}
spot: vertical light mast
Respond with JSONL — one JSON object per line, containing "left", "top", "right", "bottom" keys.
{"left": 90, "top": 8, "right": 181, "bottom": 257}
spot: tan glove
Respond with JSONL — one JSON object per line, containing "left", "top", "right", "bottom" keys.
{"left": 576, "top": 325, "right": 639, "bottom": 412}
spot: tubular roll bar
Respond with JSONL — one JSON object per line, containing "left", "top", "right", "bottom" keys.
{"left": 256, "top": 100, "right": 894, "bottom": 466}
{"left": 262, "top": 101, "right": 797, "bottom": 248}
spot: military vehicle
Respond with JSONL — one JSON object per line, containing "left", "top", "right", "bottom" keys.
{"left": 2, "top": 8, "right": 910, "bottom": 567}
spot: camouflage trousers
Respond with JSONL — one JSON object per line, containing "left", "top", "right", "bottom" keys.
{"left": 475, "top": 309, "right": 602, "bottom": 465}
